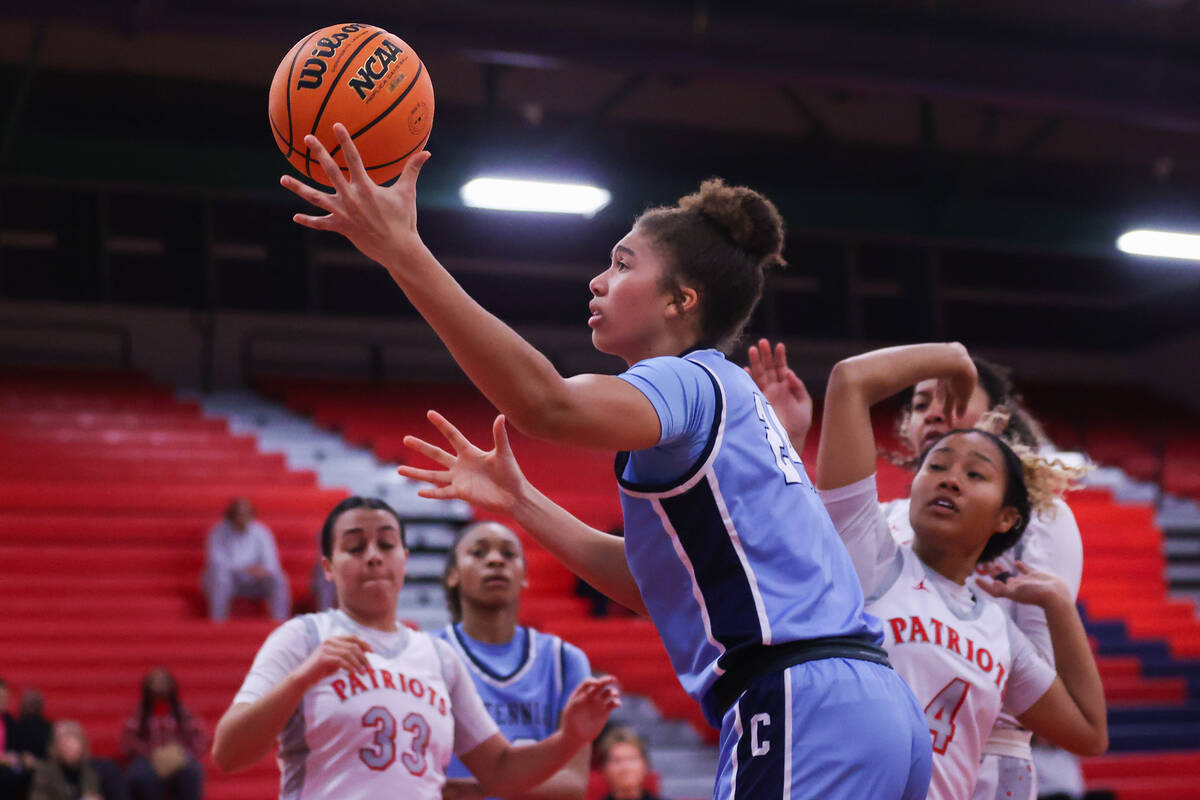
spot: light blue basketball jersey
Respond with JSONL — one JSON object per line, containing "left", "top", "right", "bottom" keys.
{"left": 616, "top": 349, "right": 883, "bottom": 726}
{"left": 435, "top": 624, "right": 590, "bottom": 790}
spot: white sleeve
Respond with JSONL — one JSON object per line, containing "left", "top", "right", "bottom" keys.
{"left": 818, "top": 474, "right": 903, "bottom": 600}
{"left": 1001, "top": 618, "right": 1058, "bottom": 717}
{"left": 1009, "top": 499, "right": 1084, "bottom": 665}
{"left": 232, "top": 617, "right": 318, "bottom": 705}
{"left": 435, "top": 638, "right": 501, "bottom": 756}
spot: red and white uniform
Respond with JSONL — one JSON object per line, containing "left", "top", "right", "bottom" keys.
{"left": 233, "top": 609, "right": 499, "bottom": 800}
{"left": 885, "top": 495, "right": 1083, "bottom": 800}
{"left": 821, "top": 476, "right": 1057, "bottom": 800}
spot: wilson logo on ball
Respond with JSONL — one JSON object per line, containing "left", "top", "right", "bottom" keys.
{"left": 295, "top": 23, "right": 368, "bottom": 91}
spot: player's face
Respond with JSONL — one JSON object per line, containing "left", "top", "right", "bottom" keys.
{"left": 448, "top": 523, "right": 527, "bottom": 612}
{"left": 905, "top": 378, "right": 991, "bottom": 453}
{"left": 323, "top": 508, "right": 408, "bottom": 620}
{"left": 603, "top": 742, "right": 648, "bottom": 799}
{"left": 909, "top": 432, "right": 1020, "bottom": 556}
{"left": 588, "top": 228, "right": 680, "bottom": 364}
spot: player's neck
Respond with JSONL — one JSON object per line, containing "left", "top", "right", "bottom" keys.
{"left": 912, "top": 540, "right": 976, "bottom": 585}
{"left": 341, "top": 604, "right": 400, "bottom": 633}
{"left": 459, "top": 603, "right": 520, "bottom": 645}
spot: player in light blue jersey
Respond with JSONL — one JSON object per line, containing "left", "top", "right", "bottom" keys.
{"left": 282, "top": 132, "right": 931, "bottom": 799}
{"left": 435, "top": 521, "right": 593, "bottom": 800}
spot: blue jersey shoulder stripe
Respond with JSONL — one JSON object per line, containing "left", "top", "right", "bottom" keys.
{"left": 615, "top": 356, "right": 724, "bottom": 494}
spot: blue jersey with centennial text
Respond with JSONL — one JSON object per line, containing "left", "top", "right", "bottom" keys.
{"left": 434, "top": 624, "right": 590, "bottom": 790}
{"left": 616, "top": 348, "right": 883, "bottom": 726}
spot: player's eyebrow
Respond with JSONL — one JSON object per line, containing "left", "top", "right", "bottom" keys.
{"left": 613, "top": 244, "right": 636, "bottom": 260}
{"left": 967, "top": 450, "right": 995, "bottom": 466}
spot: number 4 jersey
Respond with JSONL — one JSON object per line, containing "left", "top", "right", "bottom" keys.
{"left": 232, "top": 609, "right": 499, "bottom": 800}
{"left": 819, "top": 475, "right": 1057, "bottom": 800}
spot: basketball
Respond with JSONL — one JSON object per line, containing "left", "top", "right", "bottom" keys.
{"left": 268, "top": 23, "right": 434, "bottom": 186}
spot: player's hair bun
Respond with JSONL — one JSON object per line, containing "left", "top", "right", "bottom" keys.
{"left": 678, "top": 178, "right": 787, "bottom": 270}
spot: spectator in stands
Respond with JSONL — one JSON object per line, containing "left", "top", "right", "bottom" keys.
{"left": 202, "top": 497, "right": 291, "bottom": 621}
{"left": 29, "top": 720, "right": 102, "bottom": 800}
{"left": 597, "top": 727, "right": 666, "bottom": 800}
{"left": 120, "top": 668, "right": 205, "bottom": 800}
{"left": 0, "top": 678, "right": 23, "bottom": 796}
{"left": 11, "top": 689, "right": 53, "bottom": 768}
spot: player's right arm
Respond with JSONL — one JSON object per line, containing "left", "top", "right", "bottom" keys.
{"left": 281, "top": 126, "right": 660, "bottom": 452}
{"left": 400, "top": 412, "right": 648, "bottom": 616}
{"left": 979, "top": 563, "right": 1108, "bottom": 756}
{"left": 817, "top": 342, "right": 976, "bottom": 491}
{"left": 211, "top": 633, "right": 373, "bottom": 772}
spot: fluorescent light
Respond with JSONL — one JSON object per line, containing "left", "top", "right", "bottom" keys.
{"left": 460, "top": 177, "right": 611, "bottom": 216}
{"left": 1116, "top": 229, "right": 1200, "bottom": 261}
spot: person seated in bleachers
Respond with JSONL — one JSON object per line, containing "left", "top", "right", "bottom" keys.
{"left": 29, "top": 720, "right": 103, "bottom": 800}
{"left": 10, "top": 688, "right": 53, "bottom": 771}
{"left": 0, "top": 678, "right": 23, "bottom": 797}
{"left": 596, "top": 727, "right": 666, "bottom": 800}
{"left": 120, "top": 668, "right": 205, "bottom": 800}
{"left": 202, "top": 497, "right": 291, "bottom": 621}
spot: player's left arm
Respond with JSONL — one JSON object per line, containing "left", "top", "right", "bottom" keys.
{"left": 458, "top": 677, "right": 619, "bottom": 798}
{"left": 980, "top": 563, "right": 1107, "bottom": 756}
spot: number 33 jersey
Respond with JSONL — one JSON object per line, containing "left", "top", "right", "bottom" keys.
{"left": 232, "top": 610, "right": 499, "bottom": 800}
{"left": 819, "top": 475, "right": 1057, "bottom": 800}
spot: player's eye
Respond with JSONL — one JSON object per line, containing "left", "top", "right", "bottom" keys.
{"left": 913, "top": 401, "right": 928, "bottom": 412}
{"left": 615, "top": 259, "right": 630, "bottom": 272}
{"left": 967, "top": 471, "right": 985, "bottom": 481}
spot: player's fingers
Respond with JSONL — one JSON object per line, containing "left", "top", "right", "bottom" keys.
{"left": 292, "top": 213, "right": 340, "bottom": 231}
{"left": 492, "top": 414, "right": 514, "bottom": 456}
{"left": 975, "top": 578, "right": 1004, "bottom": 597}
{"left": 331, "top": 123, "right": 369, "bottom": 185}
{"left": 774, "top": 341, "right": 790, "bottom": 375}
{"left": 402, "top": 435, "right": 456, "bottom": 467}
{"left": 303, "top": 135, "right": 351, "bottom": 195}
{"left": 280, "top": 175, "right": 338, "bottom": 212}
{"left": 417, "top": 485, "right": 461, "bottom": 500}
{"left": 427, "top": 410, "right": 475, "bottom": 453}
{"left": 1014, "top": 560, "right": 1033, "bottom": 574}
{"left": 397, "top": 465, "right": 449, "bottom": 485}
{"left": 398, "top": 150, "right": 431, "bottom": 192}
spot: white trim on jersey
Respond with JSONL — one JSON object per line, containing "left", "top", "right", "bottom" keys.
{"left": 442, "top": 625, "right": 541, "bottom": 690}
{"left": 708, "top": 466, "right": 773, "bottom": 646}
{"left": 729, "top": 701, "right": 744, "bottom": 800}
{"left": 651, "top": 497, "right": 728, "bottom": 673}
{"left": 781, "top": 668, "right": 793, "bottom": 800}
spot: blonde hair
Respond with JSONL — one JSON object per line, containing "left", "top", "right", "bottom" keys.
{"left": 50, "top": 720, "right": 90, "bottom": 761}
{"left": 598, "top": 726, "right": 650, "bottom": 767}
{"left": 973, "top": 408, "right": 1091, "bottom": 516}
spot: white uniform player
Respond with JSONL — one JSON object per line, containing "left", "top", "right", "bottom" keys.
{"left": 233, "top": 608, "right": 499, "bottom": 800}
{"left": 885, "top": 496, "right": 1084, "bottom": 800}
{"left": 822, "top": 475, "right": 1059, "bottom": 800}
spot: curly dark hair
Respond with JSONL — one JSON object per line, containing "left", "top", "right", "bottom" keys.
{"left": 634, "top": 178, "right": 786, "bottom": 351}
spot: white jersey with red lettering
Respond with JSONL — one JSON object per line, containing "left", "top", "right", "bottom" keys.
{"left": 821, "top": 476, "right": 1056, "bottom": 800}
{"left": 232, "top": 609, "right": 499, "bottom": 800}
{"left": 884, "top": 496, "right": 1083, "bottom": 761}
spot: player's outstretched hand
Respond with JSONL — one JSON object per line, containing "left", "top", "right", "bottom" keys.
{"left": 280, "top": 122, "right": 430, "bottom": 270}
{"left": 560, "top": 676, "right": 621, "bottom": 745}
{"left": 294, "top": 635, "right": 374, "bottom": 687}
{"left": 398, "top": 412, "right": 529, "bottom": 514}
{"left": 939, "top": 342, "right": 978, "bottom": 425}
{"left": 745, "top": 338, "right": 812, "bottom": 449}
{"left": 976, "top": 561, "right": 1070, "bottom": 609}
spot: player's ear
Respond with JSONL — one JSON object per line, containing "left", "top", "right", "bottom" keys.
{"left": 445, "top": 566, "right": 460, "bottom": 590}
{"left": 665, "top": 285, "right": 699, "bottom": 318}
{"left": 995, "top": 505, "right": 1021, "bottom": 536}
{"left": 321, "top": 556, "right": 334, "bottom": 583}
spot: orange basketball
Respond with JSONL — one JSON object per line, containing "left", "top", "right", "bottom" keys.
{"left": 268, "top": 23, "right": 434, "bottom": 186}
